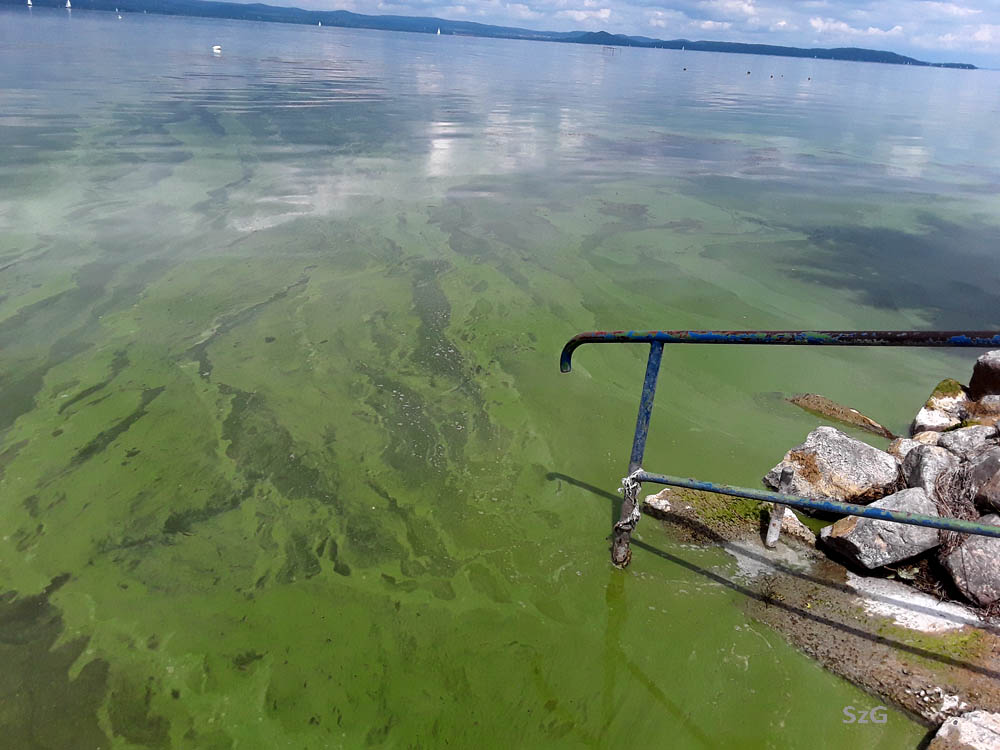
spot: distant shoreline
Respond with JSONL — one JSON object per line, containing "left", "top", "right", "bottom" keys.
{"left": 2, "top": 0, "right": 977, "bottom": 69}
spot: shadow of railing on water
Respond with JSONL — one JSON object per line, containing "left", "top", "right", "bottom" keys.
{"left": 546, "top": 471, "right": 1000, "bottom": 682}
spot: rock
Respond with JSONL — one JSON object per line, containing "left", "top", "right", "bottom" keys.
{"left": 966, "top": 394, "right": 1000, "bottom": 429}
{"left": 902, "top": 445, "right": 959, "bottom": 499}
{"left": 642, "top": 488, "right": 672, "bottom": 517}
{"left": 820, "top": 488, "right": 940, "bottom": 568}
{"left": 976, "top": 395, "right": 1000, "bottom": 413}
{"left": 913, "top": 430, "right": 942, "bottom": 446}
{"left": 788, "top": 393, "right": 895, "bottom": 438}
{"left": 769, "top": 506, "right": 816, "bottom": 546}
{"left": 969, "top": 350, "right": 1000, "bottom": 401}
{"left": 967, "top": 448, "right": 1000, "bottom": 512}
{"left": 937, "top": 425, "right": 998, "bottom": 461}
{"left": 763, "top": 426, "right": 899, "bottom": 504}
{"left": 941, "top": 514, "right": 1000, "bottom": 607}
{"left": 888, "top": 438, "right": 922, "bottom": 461}
{"left": 911, "top": 379, "right": 969, "bottom": 435}
{"left": 929, "top": 710, "right": 1000, "bottom": 750}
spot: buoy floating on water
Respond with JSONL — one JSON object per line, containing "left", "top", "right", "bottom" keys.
{"left": 212, "top": 45, "right": 222, "bottom": 55}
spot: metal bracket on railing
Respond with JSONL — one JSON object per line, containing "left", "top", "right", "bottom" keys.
{"left": 560, "top": 330, "right": 1000, "bottom": 567}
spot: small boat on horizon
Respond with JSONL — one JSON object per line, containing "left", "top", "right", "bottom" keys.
{"left": 437, "top": 28, "right": 441, "bottom": 35}
{"left": 65, "top": 0, "right": 71, "bottom": 8}
{"left": 27, "top": 0, "right": 32, "bottom": 7}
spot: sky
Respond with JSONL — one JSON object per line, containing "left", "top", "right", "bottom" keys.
{"left": 231, "top": 0, "right": 1000, "bottom": 66}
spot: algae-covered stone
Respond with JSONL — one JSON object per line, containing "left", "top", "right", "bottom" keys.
{"left": 969, "top": 351, "right": 1000, "bottom": 401}
{"left": 763, "top": 426, "right": 899, "bottom": 504}
{"left": 941, "top": 514, "right": 1000, "bottom": 607}
{"left": 820, "top": 488, "right": 939, "bottom": 569}
{"left": 929, "top": 710, "right": 1000, "bottom": 750}
{"left": 911, "top": 379, "right": 969, "bottom": 435}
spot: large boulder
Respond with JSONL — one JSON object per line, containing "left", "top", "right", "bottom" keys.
{"left": 887, "top": 437, "right": 922, "bottom": 461}
{"left": 763, "top": 426, "right": 899, "bottom": 503}
{"left": 929, "top": 710, "right": 1000, "bottom": 750}
{"left": 902, "top": 445, "right": 959, "bottom": 499}
{"left": 941, "top": 514, "right": 1000, "bottom": 607}
{"left": 968, "top": 350, "right": 1000, "bottom": 401}
{"left": 820, "top": 488, "right": 940, "bottom": 568}
{"left": 967, "top": 448, "right": 1000, "bottom": 513}
{"left": 937, "top": 425, "right": 998, "bottom": 461}
{"left": 911, "top": 379, "right": 970, "bottom": 435}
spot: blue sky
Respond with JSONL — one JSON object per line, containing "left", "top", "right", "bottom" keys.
{"left": 233, "top": 0, "right": 1000, "bottom": 66}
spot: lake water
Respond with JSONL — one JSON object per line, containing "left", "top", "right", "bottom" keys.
{"left": 3, "top": 7, "right": 1000, "bottom": 748}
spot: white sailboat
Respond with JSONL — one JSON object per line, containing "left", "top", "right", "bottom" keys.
{"left": 436, "top": 28, "right": 441, "bottom": 35}
{"left": 318, "top": 21, "right": 322, "bottom": 26}
{"left": 65, "top": 0, "right": 71, "bottom": 8}
{"left": 27, "top": 0, "right": 32, "bottom": 7}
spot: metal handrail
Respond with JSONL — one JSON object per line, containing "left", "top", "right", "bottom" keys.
{"left": 560, "top": 329, "right": 1000, "bottom": 566}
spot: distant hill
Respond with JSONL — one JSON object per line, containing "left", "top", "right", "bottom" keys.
{"left": 4, "top": 0, "right": 976, "bottom": 69}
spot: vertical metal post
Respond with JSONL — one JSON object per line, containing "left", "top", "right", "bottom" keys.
{"left": 612, "top": 341, "right": 664, "bottom": 567}
{"left": 765, "top": 468, "right": 793, "bottom": 548}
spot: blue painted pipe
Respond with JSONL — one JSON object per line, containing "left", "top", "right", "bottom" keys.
{"left": 561, "top": 329, "right": 1000, "bottom": 372}
{"left": 636, "top": 472, "right": 1000, "bottom": 539}
{"left": 561, "top": 328, "right": 1000, "bottom": 565}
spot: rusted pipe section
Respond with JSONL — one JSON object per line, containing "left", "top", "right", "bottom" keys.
{"left": 612, "top": 342, "right": 663, "bottom": 567}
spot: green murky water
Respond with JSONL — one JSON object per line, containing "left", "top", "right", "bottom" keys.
{"left": 3, "top": 8, "right": 1000, "bottom": 748}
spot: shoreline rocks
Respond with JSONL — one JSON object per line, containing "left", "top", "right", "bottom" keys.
{"left": 929, "top": 710, "right": 1000, "bottom": 750}
{"left": 902, "top": 445, "right": 958, "bottom": 500}
{"left": 763, "top": 426, "right": 899, "bottom": 503}
{"left": 765, "top": 350, "right": 1000, "bottom": 611}
{"left": 912, "top": 379, "right": 969, "bottom": 434}
{"left": 820, "top": 488, "right": 939, "bottom": 569}
{"left": 969, "top": 351, "right": 1000, "bottom": 401}
{"left": 941, "top": 514, "right": 1000, "bottom": 607}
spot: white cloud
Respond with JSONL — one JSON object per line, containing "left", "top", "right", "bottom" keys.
{"left": 919, "top": 2, "right": 982, "bottom": 18}
{"left": 556, "top": 7, "right": 611, "bottom": 21}
{"left": 699, "top": 0, "right": 757, "bottom": 18}
{"left": 506, "top": 2, "right": 542, "bottom": 18}
{"left": 913, "top": 22, "right": 1000, "bottom": 48}
{"left": 699, "top": 19, "right": 732, "bottom": 30}
{"left": 809, "top": 17, "right": 903, "bottom": 37}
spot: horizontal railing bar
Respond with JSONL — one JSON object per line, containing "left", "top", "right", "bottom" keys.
{"left": 635, "top": 471, "right": 1000, "bottom": 539}
{"left": 560, "top": 330, "right": 1000, "bottom": 372}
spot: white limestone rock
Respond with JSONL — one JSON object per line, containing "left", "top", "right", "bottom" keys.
{"left": 928, "top": 710, "right": 1000, "bottom": 750}
{"left": 912, "top": 379, "right": 970, "bottom": 435}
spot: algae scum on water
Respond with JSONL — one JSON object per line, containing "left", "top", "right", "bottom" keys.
{"left": 3, "top": 9, "right": 1000, "bottom": 748}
